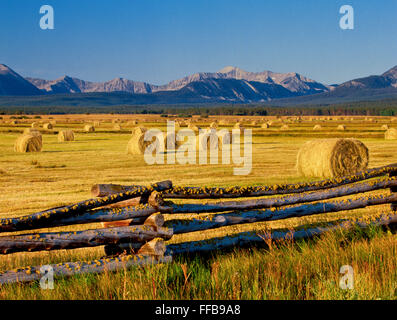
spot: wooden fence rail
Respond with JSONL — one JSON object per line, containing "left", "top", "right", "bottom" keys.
{"left": 166, "top": 214, "right": 397, "bottom": 255}
{"left": 165, "top": 193, "right": 397, "bottom": 234}
{"left": 0, "top": 225, "right": 173, "bottom": 255}
{"left": 165, "top": 177, "right": 397, "bottom": 214}
{"left": 0, "top": 205, "right": 159, "bottom": 233}
{"left": 0, "top": 164, "right": 397, "bottom": 284}
{"left": 94, "top": 164, "right": 397, "bottom": 199}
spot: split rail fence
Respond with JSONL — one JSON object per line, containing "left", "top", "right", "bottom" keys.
{"left": 1, "top": 164, "right": 397, "bottom": 284}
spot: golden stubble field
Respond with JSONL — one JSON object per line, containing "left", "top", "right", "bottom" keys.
{"left": 0, "top": 114, "right": 396, "bottom": 299}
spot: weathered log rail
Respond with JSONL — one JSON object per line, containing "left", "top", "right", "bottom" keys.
{"left": 165, "top": 176, "right": 397, "bottom": 214}
{"left": 1, "top": 164, "right": 397, "bottom": 284}
{"left": 165, "top": 193, "right": 397, "bottom": 234}
{"left": 93, "top": 164, "right": 397, "bottom": 199}
{"left": 0, "top": 181, "right": 172, "bottom": 233}
{"left": 0, "top": 204, "right": 159, "bottom": 233}
{"left": 0, "top": 225, "right": 173, "bottom": 255}
{"left": 165, "top": 214, "right": 397, "bottom": 255}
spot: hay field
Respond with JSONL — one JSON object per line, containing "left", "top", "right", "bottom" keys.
{"left": 0, "top": 114, "right": 396, "bottom": 299}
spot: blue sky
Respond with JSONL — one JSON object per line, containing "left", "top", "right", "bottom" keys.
{"left": 1, "top": 0, "right": 396, "bottom": 85}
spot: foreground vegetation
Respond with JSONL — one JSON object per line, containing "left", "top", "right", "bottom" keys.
{"left": 0, "top": 114, "right": 396, "bottom": 299}
{"left": 0, "top": 226, "right": 395, "bottom": 300}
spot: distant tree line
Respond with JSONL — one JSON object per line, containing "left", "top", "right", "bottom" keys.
{"left": 1, "top": 98, "right": 397, "bottom": 116}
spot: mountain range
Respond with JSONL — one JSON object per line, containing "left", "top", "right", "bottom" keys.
{"left": 0, "top": 63, "right": 397, "bottom": 106}
{"left": 0, "top": 64, "right": 42, "bottom": 96}
{"left": 25, "top": 65, "right": 330, "bottom": 98}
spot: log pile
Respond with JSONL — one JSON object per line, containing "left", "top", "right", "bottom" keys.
{"left": 0, "top": 225, "right": 172, "bottom": 255}
{"left": 0, "top": 180, "right": 175, "bottom": 284}
{"left": 1, "top": 164, "right": 397, "bottom": 285}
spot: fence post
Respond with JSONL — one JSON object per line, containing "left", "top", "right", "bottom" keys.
{"left": 102, "top": 194, "right": 153, "bottom": 256}
{"left": 390, "top": 169, "right": 397, "bottom": 212}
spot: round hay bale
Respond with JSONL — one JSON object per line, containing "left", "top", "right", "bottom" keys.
{"left": 313, "top": 125, "right": 322, "bottom": 131}
{"left": 23, "top": 128, "right": 42, "bottom": 144}
{"left": 251, "top": 120, "right": 258, "bottom": 126}
{"left": 84, "top": 124, "right": 95, "bottom": 132}
{"left": 296, "top": 138, "right": 369, "bottom": 178}
{"left": 188, "top": 123, "right": 200, "bottom": 132}
{"left": 280, "top": 124, "right": 289, "bottom": 131}
{"left": 381, "top": 124, "right": 389, "bottom": 130}
{"left": 127, "top": 132, "right": 158, "bottom": 155}
{"left": 209, "top": 122, "right": 218, "bottom": 129}
{"left": 113, "top": 124, "right": 122, "bottom": 131}
{"left": 132, "top": 127, "right": 147, "bottom": 136}
{"left": 174, "top": 121, "right": 181, "bottom": 130}
{"left": 10, "top": 120, "right": 19, "bottom": 125}
{"left": 164, "top": 132, "right": 183, "bottom": 150}
{"left": 197, "top": 129, "right": 220, "bottom": 152}
{"left": 14, "top": 134, "right": 42, "bottom": 153}
{"left": 261, "top": 123, "right": 270, "bottom": 129}
{"left": 58, "top": 130, "right": 75, "bottom": 142}
{"left": 385, "top": 128, "right": 397, "bottom": 140}
{"left": 43, "top": 123, "right": 53, "bottom": 130}
{"left": 233, "top": 122, "right": 245, "bottom": 133}
{"left": 31, "top": 122, "right": 39, "bottom": 128}
{"left": 217, "top": 130, "right": 231, "bottom": 145}
{"left": 179, "top": 121, "right": 187, "bottom": 127}
{"left": 337, "top": 125, "right": 346, "bottom": 131}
